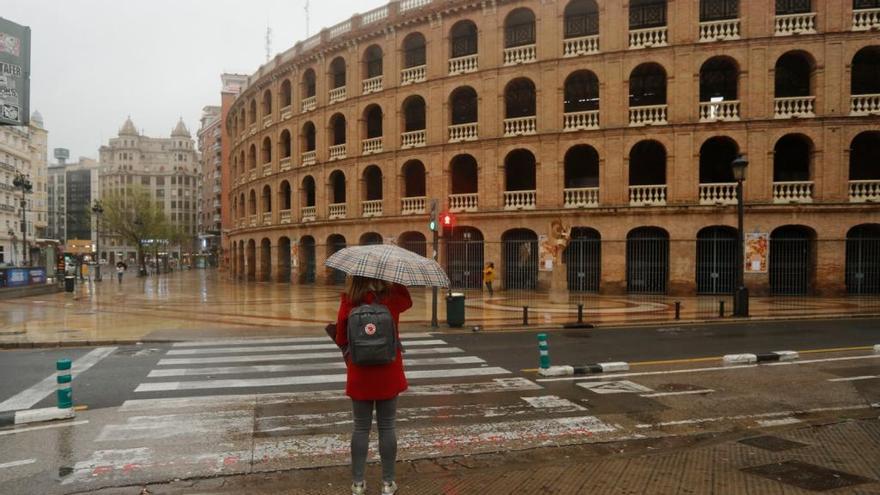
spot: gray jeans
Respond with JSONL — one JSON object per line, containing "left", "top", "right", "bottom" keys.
{"left": 351, "top": 397, "right": 398, "bottom": 483}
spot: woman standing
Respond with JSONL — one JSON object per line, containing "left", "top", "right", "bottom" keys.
{"left": 336, "top": 276, "right": 412, "bottom": 495}
{"left": 483, "top": 261, "right": 495, "bottom": 296}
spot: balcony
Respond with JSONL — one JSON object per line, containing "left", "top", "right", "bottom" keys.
{"left": 449, "top": 54, "right": 478, "bottom": 75}
{"left": 248, "top": 123, "right": 257, "bottom": 136}
{"left": 362, "top": 200, "right": 383, "bottom": 217}
{"left": 362, "top": 137, "right": 384, "bottom": 155}
{"left": 401, "top": 65, "right": 426, "bottom": 86}
{"left": 563, "top": 110, "right": 599, "bottom": 131}
{"left": 503, "top": 116, "right": 537, "bottom": 137}
{"left": 629, "top": 185, "right": 667, "bottom": 206}
{"left": 301, "top": 96, "right": 317, "bottom": 113}
{"left": 563, "top": 187, "right": 599, "bottom": 208}
{"left": 400, "top": 0, "right": 431, "bottom": 12}
{"left": 329, "top": 86, "right": 347, "bottom": 104}
{"left": 262, "top": 163, "right": 272, "bottom": 177}
{"left": 280, "top": 157, "right": 292, "bottom": 171}
{"left": 401, "top": 130, "right": 426, "bottom": 149}
{"left": 280, "top": 105, "right": 293, "bottom": 121}
{"left": 629, "top": 26, "right": 667, "bottom": 49}
{"left": 853, "top": 8, "right": 880, "bottom": 30}
{"left": 699, "top": 100, "right": 740, "bottom": 122}
{"left": 851, "top": 94, "right": 880, "bottom": 116}
{"left": 629, "top": 105, "right": 668, "bottom": 126}
{"left": 448, "top": 123, "right": 478, "bottom": 143}
{"left": 362, "top": 76, "right": 383, "bottom": 95}
{"left": 301, "top": 206, "right": 316, "bottom": 222}
{"left": 775, "top": 12, "right": 816, "bottom": 35}
{"left": 262, "top": 212, "right": 272, "bottom": 225}
{"left": 262, "top": 115, "right": 272, "bottom": 129}
{"left": 699, "top": 183, "right": 737, "bottom": 205}
{"left": 699, "top": 19, "right": 740, "bottom": 42}
{"left": 849, "top": 180, "right": 880, "bottom": 202}
{"left": 329, "top": 144, "right": 347, "bottom": 161}
{"left": 301, "top": 150, "right": 317, "bottom": 167}
{"left": 503, "top": 44, "right": 536, "bottom": 66}
{"left": 248, "top": 215, "right": 257, "bottom": 227}
{"left": 401, "top": 196, "right": 425, "bottom": 215}
{"left": 773, "top": 181, "right": 813, "bottom": 203}
{"left": 504, "top": 190, "right": 536, "bottom": 210}
{"left": 328, "top": 203, "right": 347, "bottom": 219}
{"left": 449, "top": 193, "right": 478, "bottom": 212}
{"left": 248, "top": 169, "right": 258, "bottom": 181}
{"left": 563, "top": 35, "right": 599, "bottom": 57}
{"left": 280, "top": 209, "right": 292, "bottom": 224}
{"left": 774, "top": 96, "right": 815, "bottom": 118}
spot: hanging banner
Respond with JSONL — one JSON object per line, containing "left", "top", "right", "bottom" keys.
{"left": 0, "top": 18, "right": 30, "bottom": 126}
{"left": 744, "top": 232, "right": 769, "bottom": 273}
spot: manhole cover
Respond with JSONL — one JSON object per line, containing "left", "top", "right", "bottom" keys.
{"left": 742, "top": 460, "right": 874, "bottom": 491}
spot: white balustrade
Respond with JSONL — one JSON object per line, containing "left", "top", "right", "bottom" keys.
{"left": 328, "top": 203, "right": 347, "bottom": 219}
{"left": 699, "top": 100, "right": 740, "bottom": 122}
{"left": 329, "top": 86, "right": 347, "bottom": 104}
{"left": 773, "top": 181, "right": 814, "bottom": 203}
{"left": 400, "top": 0, "right": 431, "bottom": 13}
{"left": 280, "top": 210, "right": 292, "bottom": 224}
{"left": 329, "top": 144, "right": 347, "bottom": 161}
{"left": 248, "top": 124, "right": 257, "bottom": 136}
{"left": 629, "top": 27, "right": 668, "bottom": 49}
{"left": 280, "top": 157, "right": 292, "bottom": 171}
{"left": 563, "top": 187, "right": 599, "bottom": 208}
{"left": 504, "top": 190, "right": 536, "bottom": 210}
{"left": 563, "top": 110, "right": 600, "bottom": 131}
{"left": 361, "top": 5, "right": 388, "bottom": 25}
{"left": 699, "top": 183, "right": 737, "bottom": 205}
{"left": 301, "top": 206, "right": 316, "bottom": 221}
{"left": 362, "top": 200, "right": 383, "bottom": 217}
{"left": 503, "top": 116, "right": 537, "bottom": 136}
{"left": 774, "top": 96, "right": 815, "bottom": 118}
{"left": 401, "top": 130, "right": 426, "bottom": 149}
{"left": 262, "top": 164, "right": 272, "bottom": 177}
{"left": 401, "top": 196, "right": 426, "bottom": 215}
{"left": 301, "top": 150, "right": 317, "bottom": 166}
{"left": 248, "top": 169, "right": 257, "bottom": 181}
{"left": 775, "top": 13, "right": 816, "bottom": 35}
{"left": 629, "top": 105, "right": 668, "bottom": 126}
{"left": 850, "top": 94, "right": 880, "bottom": 115}
{"left": 448, "top": 54, "right": 478, "bottom": 75}
{"left": 249, "top": 215, "right": 257, "bottom": 227}
{"left": 563, "top": 35, "right": 599, "bottom": 57}
{"left": 629, "top": 185, "right": 667, "bottom": 206}
{"left": 448, "top": 123, "right": 479, "bottom": 143}
{"left": 849, "top": 180, "right": 880, "bottom": 202}
{"left": 262, "top": 212, "right": 272, "bottom": 225}
{"left": 362, "top": 137, "right": 384, "bottom": 155}
{"left": 401, "top": 65, "right": 426, "bottom": 85}
{"left": 301, "top": 96, "right": 316, "bottom": 113}
{"left": 503, "top": 44, "right": 537, "bottom": 66}
{"left": 302, "top": 34, "right": 320, "bottom": 50}
{"left": 280, "top": 106, "right": 293, "bottom": 121}
{"left": 853, "top": 8, "right": 880, "bottom": 30}
{"left": 329, "top": 20, "right": 351, "bottom": 39}
{"left": 699, "top": 19, "right": 740, "bottom": 42}
{"left": 262, "top": 115, "right": 272, "bottom": 128}
{"left": 362, "top": 76, "right": 383, "bottom": 95}
{"left": 449, "top": 193, "right": 478, "bottom": 212}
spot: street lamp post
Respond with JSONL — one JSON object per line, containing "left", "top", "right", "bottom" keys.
{"left": 731, "top": 155, "right": 749, "bottom": 317}
{"left": 12, "top": 174, "right": 32, "bottom": 267}
{"left": 92, "top": 201, "right": 104, "bottom": 282}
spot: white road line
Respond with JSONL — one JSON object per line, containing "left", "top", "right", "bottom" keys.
{"left": 634, "top": 404, "right": 874, "bottom": 429}
{"left": 0, "top": 347, "right": 117, "bottom": 412}
{"left": 166, "top": 339, "right": 448, "bottom": 355}
{"left": 135, "top": 366, "right": 511, "bottom": 392}
{"left": 757, "top": 417, "right": 802, "bottom": 427}
{"left": 171, "top": 332, "right": 435, "bottom": 347}
{"left": 0, "top": 459, "right": 36, "bottom": 469}
{"left": 158, "top": 346, "right": 464, "bottom": 366}
{"left": 827, "top": 375, "right": 878, "bottom": 382}
{"left": 148, "top": 356, "right": 486, "bottom": 378}
{"left": 0, "top": 420, "right": 89, "bottom": 436}
{"left": 639, "top": 389, "right": 715, "bottom": 398}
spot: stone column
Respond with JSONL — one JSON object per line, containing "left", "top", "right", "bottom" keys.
{"left": 815, "top": 238, "right": 846, "bottom": 296}
{"left": 669, "top": 238, "right": 697, "bottom": 295}
{"left": 601, "top": 237, "right": 626, "bottom": 295}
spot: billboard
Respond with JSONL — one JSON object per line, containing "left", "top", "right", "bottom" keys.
{"left": 0, "top": 17, "right": 30, "bottom": 127}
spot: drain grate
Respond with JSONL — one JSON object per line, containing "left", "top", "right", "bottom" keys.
{"left": 738, "top": 435, "right": 808, "bottom": 452}
{"left": 742, "top": 460, "right": 875, "bottom": 491}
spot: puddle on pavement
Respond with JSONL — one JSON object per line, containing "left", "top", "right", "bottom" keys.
{"left": 742, "top": 460, "right": 875, "bottom": 491}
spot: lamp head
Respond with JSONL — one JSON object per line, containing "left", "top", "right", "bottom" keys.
{"left": 731, "top": 155, "right": 749, "bottom": 182}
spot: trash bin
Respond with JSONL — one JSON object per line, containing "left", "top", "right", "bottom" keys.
{"left": 64, "top": 276, "right": 75, "bottom": 293}
{"left": 446, "top": 292, "right": 465, "bottom": 328}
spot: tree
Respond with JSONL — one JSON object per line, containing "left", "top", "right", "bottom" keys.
{"left": 100, "top": 186, "right": 169, "bottom": 276}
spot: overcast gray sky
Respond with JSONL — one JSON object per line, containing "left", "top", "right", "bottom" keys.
{"left": 4, "top": 0, "right": 385, "bottom": 160}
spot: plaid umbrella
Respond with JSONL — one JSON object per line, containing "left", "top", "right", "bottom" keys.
{"left": 324, "top": 244, "right": 450, "bottom": 288}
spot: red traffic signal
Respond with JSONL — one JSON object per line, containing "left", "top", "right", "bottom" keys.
{"left": 441, "top": 212, "right": 455, "bottom": 229}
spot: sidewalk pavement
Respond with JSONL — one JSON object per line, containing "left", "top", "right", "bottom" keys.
{"left": 1, "top": 269, "right": 878, "bottom": 347}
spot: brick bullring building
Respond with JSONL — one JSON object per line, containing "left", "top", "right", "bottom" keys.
{"left": 226, "top": 0, "right": 880, "bottom": 296}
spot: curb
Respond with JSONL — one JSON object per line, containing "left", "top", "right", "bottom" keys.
{"left": 0, "top": 339, "right": 176, "bottom": 350}
{"left": 0, "top": 407, "right": 75, "bottom": 427}
{"left": 539, "top": 361, "right": 630, "bottom": 377}
{"left": 723, "top": 351, "right": 799, "bottom": 365}
{"left": 875, "top": 344, "right": 880, "bottom": 354}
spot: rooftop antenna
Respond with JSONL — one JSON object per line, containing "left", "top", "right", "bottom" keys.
{"left": 265, "top": 24, "right": 273, "bottom": 62}
{"left": 304, "top": 0, "right": 311, "bottom": 36}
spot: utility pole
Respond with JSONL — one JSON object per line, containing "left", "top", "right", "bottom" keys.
{"left": 304, "top": 0, "right": 311, "bottom": 36}
{"left": 429, "top": 198, "right": 439, "bottom": 328}
{"left": 92, "top": 200, "right": 104, "bottom": 282}
{"left": 13, "top": 173, "right": 32, "bottom": 266}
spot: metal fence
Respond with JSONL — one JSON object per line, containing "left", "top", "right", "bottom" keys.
{"left": 696, "top": 233, "right": 736, "bottom": 294}
{"left": 564, "top": 237, "right": 601, "bottom": 292}
{"left": 626, "top": 232, "right": 669, "bottom": 294}
{"left": 846, "top": 236, "right": 880, "bottom": 295}
{"left": 769, "top": 237, "right": 812, "bottom": 295}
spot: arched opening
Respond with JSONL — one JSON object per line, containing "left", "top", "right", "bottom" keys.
{"left": 280, "top": 79, "right": 292, "bottom": 108}
{"left": 364, "top": 105, "right": 383, "bottom": 139}
{"left": 629, "top": 140, "right": 666, "bottom": 185}
{"left": 240, "top": 151, "right": 246, "bottom": 175}
{"left": 279, "top": 180, "right": 292, "bottom": 210}
{"left": 775, "top": 51, "right": 813, "bottom": 98}
{"left": 300, "top": 236, "right": 316, "bottom": 284}
{"left": 700, "top": 0, "right": 739, "bottom": 21}
{"left": 402, "top": 95, "right": 426, "bottom": 132}
{"left": 504, "top": 8, "right": 536, "bottom": 48}
{"left": 363, "top": 44, "right": 383, "bottom": 79}
{"left": 277, "top": 236, "right": 291, "bottom": 283}
{"left": 330, "top": 113, "right": 347, "bottom": 145}
{"left": 360, "top": 232, "right": 383, "bottom": 246}
{"left": 564, "top": 70, "right": 599, "bottom": 113}
{"left": 849, "top": 131, "right": 880, "bottom": 183}
{"left": 261, "top": 185, "right": 272, "bottom": 213}
{"left": 302, "top": 121, "right": 316, "bottom": 152}
{"left": 770, "top": 225, "right": 816, "bottom": 295}
{"left": 696, "top": 226, "right": 737, "bottom": 294}
{"left": 261, "top": 136, "right": 272, "bottom": 164}
{"left": 852, "top": 46, "right": 880, "bottom": 96}
{"left": 505, "top": 78, "right": 536, "bottom": 118}
{"left": 363, "top": 165, "right": 383, "bottom": 201}
{"left": 629, "top": 63, "right": 667, "bottom": 107}
{"left": 773, "top": 134, "right": 812, "bottom": 182}
{"left": 249, "top": 99, "right": 257, "bottom": 124}
{"left": 502, "top": 229, "right": 538, "bottom": 290}
{"left": 302, "top": 176, "right": 316, "bottom": 207}
{"left": 564, "top": 0, "right": 599, "bottom": 38}
{"left": 450, "top": 20, "right": 478, "bottom": 58}
{"left": 239, "top": 193, "right": 245, "bottom": 218}
{"left": 262, "top": 89, "right": 272, "bottom": 117}
{"left": 699, "top": 136, "right": 739, "bottom": 183}
{"left": 303, "top": 68, "right": 316, "bottom": 98}
{"left": 403, "top": 32, "right": 427, "bottom": 69}
{"left": 399, "top": 232, "right": 427, "bottom": 257}
{"left": 330, "top": 56, "right": 346, "bottom": 90}
{"left": 846, "top": 224, "right": 880, "bottom": 294}
{"left": 402, "top": 160, "right": 426, "bottom": 198}
{"left": 450, "top": 87, "right": 478, "bottom": 125}
{"left": 447, "top": 227, "right": 485, "bottom": 289}
{"left": 700, "top": 56, "right": 739, "bottom": 101}
{"left": 564, "top": 145, "right": 599, "bottom": 188}
{"left": 280, "top": 130, "right": 291, "bottom": 158}
{"left": 504, "top": 149, "right": 537, "bottom": 191}
{"left": 626, "top": 227, "right": 669, "bottom": 294}
{"left": 248, "top": 144, "right": 256, "bottom": 170}
{"left": 776, "top": 0, "right": 812, "bottom": 14}
{"left": 629, "top": 0, "right": 668, "bottom": 29}
{"left": 327, "top": 234, "right": 347, "bottom": 285}
{"left": 450, "top": 154, "right": 478, "bottom": 195}
{"left": 565, "top": 227, "right": 601, "bottom": 292}
{"left": 248, "top": 190, "right": 257, "bottom": 216}
{"left": 246, "top": 239, "right": 256, "bottom": 281}
{"left": 329, "top": 170, "right": 346, "bottom": 204}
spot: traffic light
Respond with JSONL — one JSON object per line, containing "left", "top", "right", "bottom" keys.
{"left": 428, "top": 199, "right": 439, "bottom": 231}
{"left": 441, "top": 212, "right": 455, "bottom": 230}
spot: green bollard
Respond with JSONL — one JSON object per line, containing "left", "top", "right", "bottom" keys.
{"left": 537, "top": 333, "right": 550, "bottom": 369}
{"left": 56, "top": 359, "right": 72, "bottom": 409}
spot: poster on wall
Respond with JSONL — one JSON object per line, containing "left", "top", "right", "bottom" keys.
{"left": 538, "top": 235, "right": 553, "bottom": 271}
{"left": 0, "top": 18, "right": 30, "bottom": 126}
{"left": 291, "top": 242, "right": 298, "bottom": 268}
{"left": 744, "top": 232, "right": 769, "bottom": 273}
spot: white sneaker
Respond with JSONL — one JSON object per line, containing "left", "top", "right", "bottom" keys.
{"left": 382, "top": 481, "right": 398, "bottom": 494}
{"left": 351, "top": 481, "right": 366, "bottom": 495}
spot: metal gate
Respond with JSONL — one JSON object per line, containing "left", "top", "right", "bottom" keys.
{"left": 503, "top": 234, "right": 538, "bottom": 290}
{"left": 770, "top": 232, "right": 812, "bottom": 295}
{"left": 446, "top": 239, "right": 484, "bottom": 289}
{"left": 696, "top": 228, "right": 737, "bottom": 294}
{"left": 626, "top": 229, "right": 669, "bottom": 294}
{"left": 328, "top": 238, "right": 347, "bottom": 285}
{"left": 301, "top": 240, "right": 316, "bottom": 284}
{"left": 565, "top": 234, "right": 600, "bottom": 292}
{"left": 846, "top": 235, "right": 880, "bottom": 295}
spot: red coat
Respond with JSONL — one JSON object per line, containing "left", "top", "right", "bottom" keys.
{"left": 335, "top": 284, "right": 412, "bottom": 401}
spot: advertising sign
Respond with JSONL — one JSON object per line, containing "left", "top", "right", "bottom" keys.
{"left": 0, "top": 18, "right": 30, "bottom": 126}
{"left": 744, "top": 232, "right": 769, "bottom": 273}
{"left": 6, "top": 268, "right": 29, "bottom": 287}
{"left": 28, "top": 268, "right": 45, "bottom": 284}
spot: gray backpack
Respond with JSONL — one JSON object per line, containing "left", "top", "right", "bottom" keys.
{"left": 346, "top": 303, "right": 398, "bottom": 366}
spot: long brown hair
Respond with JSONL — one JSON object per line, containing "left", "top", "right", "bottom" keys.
{"left": 346, "top": 276, "right": 391, "bottom": 305}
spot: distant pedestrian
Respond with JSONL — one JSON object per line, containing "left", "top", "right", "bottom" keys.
{"left": 483, "top": 261, "right": 495, "bottom": 297}
{"left": 335, "top": 276, "right": 412, "bottom": 495}
{"left": 116, "top": 262, "right": 126, "bottom": 284}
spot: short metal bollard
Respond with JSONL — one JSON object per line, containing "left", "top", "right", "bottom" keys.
{"left": 56, "top": 359, "right": 72, "bottom": 409}
{"left": 537, "top": 333, "right": 550, "bottom": 370}
{"left": 522, "top": 306, "right": 529, "bottom": 326}
{"left": 719, "top": 300, "right": 725, "bottom": 317}
{"left": 577, "top": 304, "right": 584, "bottom": 324}
{"left": 674, "top": 301, "right": 681, "bottom": 320}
